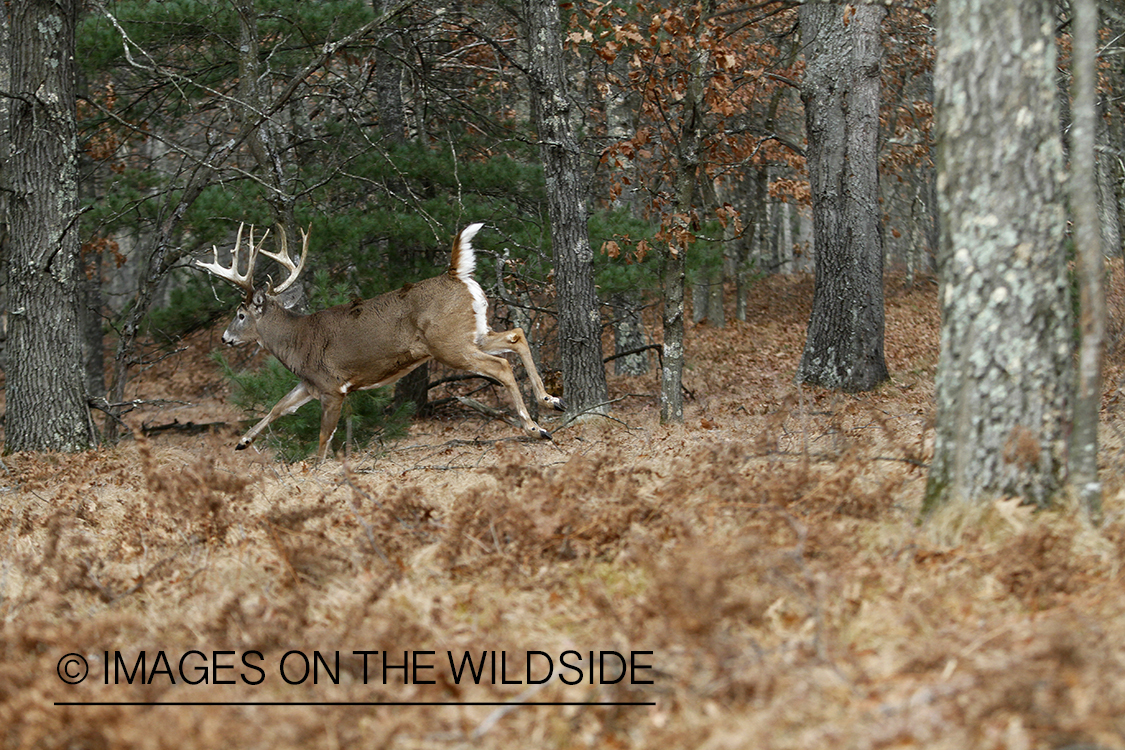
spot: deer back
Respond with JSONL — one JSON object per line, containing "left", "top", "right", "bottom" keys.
{"left": 253, "top": 271, "right": 481, "bottom": 396}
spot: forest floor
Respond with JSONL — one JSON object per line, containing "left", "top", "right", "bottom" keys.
{"left": 3, "top": 264, "right": 1125, "bottom": 749}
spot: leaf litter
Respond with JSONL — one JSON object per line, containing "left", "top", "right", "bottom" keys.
{"left": 2, "top": 266, "right": 1125, "bottom": 749}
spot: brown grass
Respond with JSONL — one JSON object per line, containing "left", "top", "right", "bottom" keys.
{"left": 3, "top": 266, "right": 1125, "bottom": 749}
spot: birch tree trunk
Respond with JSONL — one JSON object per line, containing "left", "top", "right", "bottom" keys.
{"left": 923, "top": 0, "right": 1072, "bottom": 513}
{"left": 523, "top": 0, "right": 609, "bottom": 417}
{"left": 4, "top": 0, "right": 94, "bottom": 452}
{"left": 796, "top": 3, "right": 889, "bottom": 392}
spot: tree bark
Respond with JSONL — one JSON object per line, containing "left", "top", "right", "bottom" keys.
{"left": 660, "top": 44, "right": 705, "bottom": 425}
{"left": 4, "top": 0, "right": 94, "bottom": 452}
{"left": 691, "top": 271, "right": 724, "bottom": 327}
{"left": 738, "top": 166, "right": 769, "bottom": 320}
{"left": 373, "top": 0, "right": 407, "bottom": 144}
{"left": 1069, "top": 0, "right": 1105, "bottom": 519}
{"left": 610, "top": 292, "right": 649, "bottom": 376}
{"left": 796, "top": 2, "right": 889, "bottom": 392}
{"left": 661, "top": 237, "right": 686, "bottom": 424}
{"left": 371, "top": 0, "right": 429, "bottom": 415}
{"left": 523, "top": 0, "right": 609, "bottom": 417}
{"left": 235, "top": 0, "right": 302, "bottom": 290}
{"left": 82, "top": 255, "right": 106, "bottom": 399}
{"left": 1095, "top": 100, "right": 1121, "bottom": 259}
{"left": 605, "top": 56, "right": 649, "bottom": 376}
{"left": 923, "top": 0, "right": 1072, "bottom": 513}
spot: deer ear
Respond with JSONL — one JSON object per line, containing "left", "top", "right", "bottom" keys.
{"left": 275, "top": 283, "right": 304, "bottom": 311}
{"left": 250, "top": 289, "right": 268, "bottom": 315}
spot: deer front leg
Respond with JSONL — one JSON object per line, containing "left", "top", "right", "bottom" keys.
{"left": 479, "top": 328, "right": 567, "bottom": 413}
{"left": 237, "top": 382, "right": 314, "bottom": 451}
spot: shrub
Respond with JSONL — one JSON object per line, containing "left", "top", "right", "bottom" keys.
{"left": 215, "top": 353, "right": 411, "bottom": 462}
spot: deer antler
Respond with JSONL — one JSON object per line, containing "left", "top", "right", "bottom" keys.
{"left": 196, "top": 223, "right": 271, "bottom": 294}
{"left": 259, "top": 225, "right": 309, "bottom": 294}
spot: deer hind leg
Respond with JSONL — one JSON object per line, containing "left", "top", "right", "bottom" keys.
{"left": 440, "top": 346, "right": 552, "bottom": 439}
{"left": 237, "top": 382, "right": 315, "bottom": 451}
{"left": 315, "top": 391, "right": 346, "bottom": 464}
{"left": 477, "top": 328, "right": 566, "bottom": 414}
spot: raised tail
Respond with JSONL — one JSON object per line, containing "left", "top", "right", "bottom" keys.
{"left": 449, "top": 222, "right": 485, "bottom": 282}
{"left": 448, "top": 222, "right": 489, "bottom": 342}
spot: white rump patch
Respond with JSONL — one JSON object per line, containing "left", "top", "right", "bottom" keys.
{"left": 453, "top": 223, "right": 490, "bottom": 341}
{"left": 466, "top": 277, "right": 490, "bottom": 342}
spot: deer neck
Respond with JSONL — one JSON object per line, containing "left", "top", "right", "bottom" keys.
{"left": 255, "top": 301, "right": 310, "bottom": 373}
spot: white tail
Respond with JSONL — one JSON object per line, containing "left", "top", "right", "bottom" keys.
{"left": 197, "top": 223, "right": 564, "bottom": 463}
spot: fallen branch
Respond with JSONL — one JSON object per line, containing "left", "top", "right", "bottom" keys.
{"left": 140, "top": 419, "right": 231, "bottom": 437}
{"left": 455, "top": 396, "right": 523, "bottom": 429}
{"left": 602, "top": 343, "right": 662, "bottom": 366}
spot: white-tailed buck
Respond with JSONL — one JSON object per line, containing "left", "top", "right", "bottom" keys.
{"left": 197, "top": 222, "right": 564, "bottom": 462}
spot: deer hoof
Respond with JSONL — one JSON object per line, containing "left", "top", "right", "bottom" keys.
{"left": 236, "top": 442, "right": 248, "bottom": 451}
{"left": 538, "top": 428, "right": 553, "bottom": 440}
{"left": 550, "top": 397, "right": 566, "bottom": 412}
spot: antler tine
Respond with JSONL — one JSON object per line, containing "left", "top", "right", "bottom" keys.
{"left": 195, "top": 222, "right": 267, "bottom": 294}
{"left": 259, "top": 224, "right": 309, "bottom": 294}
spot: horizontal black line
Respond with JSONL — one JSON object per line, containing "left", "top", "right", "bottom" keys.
{"left": 54, "top": 701, "right": 655, "bottom": 707}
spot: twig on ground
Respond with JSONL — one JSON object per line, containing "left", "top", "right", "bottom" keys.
{"left": 554, "top": 396, "right": 632, "bottom": 431}
{"left": 338, "top": 466, "right": 393, "bottom": 566}
{"left": 455, "top": 396, "right": 523, "bottom": 429}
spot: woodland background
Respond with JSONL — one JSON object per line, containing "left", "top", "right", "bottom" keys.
{"left": 2, "top": 0, "right": 1125, "bottom": 747}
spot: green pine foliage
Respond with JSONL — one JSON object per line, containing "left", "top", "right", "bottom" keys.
{"left": 211, "top": 271, "right": 417, "bottom": 462}
{"left": 298, "top": 144, "right": 552, "bottom": 299}
{"left": 79, "top": 1, "right": 374, "bottom": 77}
{"left": 685, "top": 221, "right": 726, "bottom": 286}
{"left": 215, "top": 353, "right": 411, "bottom": 463}
{"left": 145, "top": 275, "right": 242, "bottom": 344}
{"left": 588, "top": 207, "right": 660, "bottom": 295}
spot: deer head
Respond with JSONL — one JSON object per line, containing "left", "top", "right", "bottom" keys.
{"left": 197, "top": 223, "right": 309, "bottom": 346}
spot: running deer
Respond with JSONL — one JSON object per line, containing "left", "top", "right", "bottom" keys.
{"left": 197, "top": 222, "right": 564, "bottom": 463}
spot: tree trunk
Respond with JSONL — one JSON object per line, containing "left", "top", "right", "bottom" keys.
{"left": 661, "top": 237, "right": 686, "bottom": 424}
{"left": 1069, "top": 0, "right": 1105, "bottom": 519}
{"left": 923, "top": 0, "right": 1072, "bottom": 513}
{"left": 1096, "top": 100, "right": 1121, "bottom": 259}
{"left": 373, "top": 0, "right": 407, "bottom": 144}
{"left": 523, "top": 0, "right": 609, "bottom": 417}
{"left": 691, "top": 271, "right": 724, "bottom": 327}
{"left": 372, "top": 0, "right": 429, "bottom": 415}
{"left": 796, "top": 2, "right": 889, "bottom": 392}
{"left": 660, "top": 46, "right": 705, "bottom": 425}
{"left": 4, "top": 0, "right": 93, "bottom": 452}
{"left": 0, "top": 0, "right": 9, "bottom": 376}
{"left": 605, "top": 54, "right": 648, "bottom": 376}
{"left": 610, "top": 292, "right": 649, "bottom": 376}
{"left": 82, "top": 256, "right": 106, "bottom": 400}
{"left": 235, "top": 0, "right": 302, "bottom": 297}
{"left": 737, "top": 166, "right": 769, "bottom": 320}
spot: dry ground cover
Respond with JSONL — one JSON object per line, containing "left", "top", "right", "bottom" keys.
{"left": 2, "top": 267, "right": 1125, "bottom": 749}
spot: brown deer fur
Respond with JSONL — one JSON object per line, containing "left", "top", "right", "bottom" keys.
{"left": 200, "top": 223, "right": 564, "bottom": 463}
